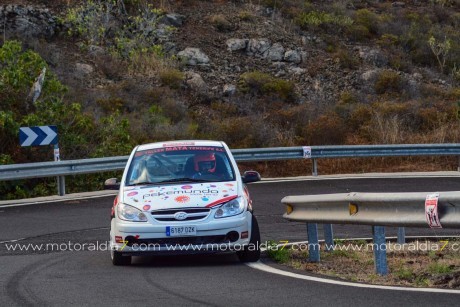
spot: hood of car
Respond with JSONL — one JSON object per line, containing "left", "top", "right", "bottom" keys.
{"left": 121, "top": 181, "right": 239, "bottom": 211}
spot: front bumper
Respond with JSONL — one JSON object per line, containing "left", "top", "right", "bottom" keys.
{"left": 110, "top": 211, "right": 252, "bottom": 254}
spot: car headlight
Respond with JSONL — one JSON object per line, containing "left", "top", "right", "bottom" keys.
{"left": 214, "top": 197, "right": 245, "bottom": 218}
{"left": 117, "top": 203, "right": 147, "bottom": 222}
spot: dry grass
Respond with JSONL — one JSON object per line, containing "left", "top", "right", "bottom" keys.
{"left": 238, "top": 155, "right": 459, "bottom": 178}
{"left": 272, "top": 239, "right": 460, "bottom": 288}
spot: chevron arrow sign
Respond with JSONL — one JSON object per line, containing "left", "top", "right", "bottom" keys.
{"left": 19, "top": 126, "right": 58, "bottom": 147}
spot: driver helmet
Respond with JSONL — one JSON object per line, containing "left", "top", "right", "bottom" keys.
{"left": 193, "top": 152, "right": 216, "bottom": 173}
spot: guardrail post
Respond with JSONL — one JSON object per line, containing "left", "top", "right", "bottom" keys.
{"left": 372, "top": 226, "right": 388, "bottom": 275}
{"left": 397, "top": 227, "right": 405, "bottom": 244}
{"left": 57, "top": 176, "right": 65, "bottom": 196}
{"left": 312, "top": 159, "right": 318, "bottom": 177}
{"left": 307, "top": 223, "right": 320, "bottom": 262}
{"left": 323, "top": 224, "right": 334, "bottom": 251}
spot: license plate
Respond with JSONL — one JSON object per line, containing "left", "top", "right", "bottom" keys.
{"left": 166, "top": 226, "right": 196, "bottom": 237}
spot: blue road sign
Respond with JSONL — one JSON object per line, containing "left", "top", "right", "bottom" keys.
{"left": 19, "top": 126, "right": 58, "bottom": 146}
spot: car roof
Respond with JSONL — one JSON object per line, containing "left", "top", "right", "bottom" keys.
{"left": 136, "top": 140, "right": 225, "bottom": 152}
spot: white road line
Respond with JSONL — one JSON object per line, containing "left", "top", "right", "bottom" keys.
{"left": 0, "top": 238, "right": 25, "bottom": 244}
{"left": 0, "top": 193, "right": 117, "bottom": 209}
{"left": 246, "top": 261, "right": 460, "bottom": 294}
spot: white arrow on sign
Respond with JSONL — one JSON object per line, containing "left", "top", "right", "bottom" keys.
{"left": 40, "top": 126, "right": 57, "bottom": 145}
{"left": 20, "top": 127, "right": 38, "bottom": 146}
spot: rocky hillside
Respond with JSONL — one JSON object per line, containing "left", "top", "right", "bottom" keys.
{"left": 1, "top": 0, "right": 460, "bottom": 197}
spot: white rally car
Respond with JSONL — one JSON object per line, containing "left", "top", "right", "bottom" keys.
{"left": 107, "top": 140, "right": 261, "bottom": 265}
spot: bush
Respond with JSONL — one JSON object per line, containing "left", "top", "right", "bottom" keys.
{"left": 302, "top": 113, "right": 347, "bottom": 145}
{"left": 238, "top": 10, "right": 255, "bottom": 22}
{"left": 64, "top": 0, "right": 167, "bottom": 58}
{"left": 296, "top": 10, "right": 353, "bottom": 32}
{"left": 159, "top": 68, "right": 184, "bottom": 89}
{"left": 334, "top": 49, "right": 359, "bottom": 69}
{"left": 345, "top": 24, "right": 371, "bottom": 41}
{"left": 238, "top": 71, "right": 296, "bottom": 102}
{"left": 209, "top": 14, "right": 233, "bottom": 32}
{"left": 354, "top": 9, "right": 380, "bottom": 35}
{"left": 374, "top": 70, "right": 403, "bottom": 95}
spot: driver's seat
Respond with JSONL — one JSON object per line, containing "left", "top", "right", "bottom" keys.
{"left": 183, "top": 157, "right": 196, "bottom": 177}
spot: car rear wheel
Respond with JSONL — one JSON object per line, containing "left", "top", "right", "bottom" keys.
{"left": 111, "top": 249, "right": 131, "bottom": 266}
{"left": 237, "top": 215, "right": 261, "bottom": 262}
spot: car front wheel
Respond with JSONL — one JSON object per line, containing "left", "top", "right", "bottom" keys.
{"left": 111, "top": 248, "right": 132, "bottom": 266}
{"left": 237, "top": 215, "right": 261, "bottom": 262}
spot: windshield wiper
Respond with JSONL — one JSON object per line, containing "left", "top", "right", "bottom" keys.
{"left": 156, "top": 178, "right": 208, "bottom": 184}
{"left": 127, "top": 181, "right": 156, "bottom": 186}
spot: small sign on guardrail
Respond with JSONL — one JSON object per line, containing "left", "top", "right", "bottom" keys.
{"left": 425, "top": 192, "right": 442, "bottom": 228}
{"left": 302, "top": 146, "right": 311, "bottom": 159}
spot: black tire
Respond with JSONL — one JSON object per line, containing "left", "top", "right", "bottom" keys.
{"left": 237, "top": 215, "right": 261, "bottom": 262}
{"left": 111, "top": 249, "right": 131, "bottom": 266}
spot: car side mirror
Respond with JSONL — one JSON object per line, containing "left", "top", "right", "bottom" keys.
{"left": 242, "top": 171, "right": 261, "bottom": 184}
{"left": 104, "top": 178, "right": 121, "bottom": 190}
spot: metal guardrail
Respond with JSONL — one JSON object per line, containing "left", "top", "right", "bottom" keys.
{"left": 1, "top": 144, "right": 460, "bottom": 182}
{"left": 281, "top": 191, "right": 460, "bottom": 275}
{"left": 282, "top": 191, "right": 460, "bottom": 228}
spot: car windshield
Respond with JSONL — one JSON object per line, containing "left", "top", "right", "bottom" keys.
{"left": 125, "top": 146, "right": 236, "bottom": 186}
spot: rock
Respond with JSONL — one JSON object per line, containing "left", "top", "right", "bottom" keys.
{"left": 284, "top": 50, "right": 302, "bottom": 64}
{"left": 226, "top": 38, "right": 248, "bottom": 51}
{"left": 88, "top": 45, "right": 105, "bottom": 57}
{"left": 358, "top": 47, "right": 388, "bottom": 67}
{"left": 392, "top": 2, "right": 405, "bottom": 8}
{"left": 267, "top": 43, "right": 285, "bottom": 61}
{"left": 361, "top": 69, "right": 380, "bottom": 82}
{"left": 177, "top": 48, "right": 210, "bottom": 66}
{"left": 289, "top": 67, "right": 306, "bottom": 75}
{"left": 271, "top": 62, "right": 286, "bottom": 70}
{"left": 160, "top": 13, "right": 185, "bottom": 27}
{"left": 300, "top": 51, "right": 308, "bottom": 64}
{"left": 0, "top": 5, "right": 57, "bottom": 38}
{"left": 75, "top": 63, "right": 94, "bottom": 78}
{"left": 185, "top": 72, "right": 208, "bottom": 93}
{"left": 301, "top": 36, "right": 308, "bottom": 46}
{"left": 407, "top": 78, "right": 420, "bottom": 98}
{"left": 246, "top": 38, "right": 271, "bottom": 57}
{"left": 274, "top": 71, "right": 286, "bottom": 77}
{"left": 163, "top": 42, "right": 177, "bottom": 55}
{"left": 223, "top": 84, "right": 236, "bottom": 96}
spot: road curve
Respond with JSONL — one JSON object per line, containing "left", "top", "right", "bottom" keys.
{"left": 1, "top": 176, "right": 460, "bottom": 306}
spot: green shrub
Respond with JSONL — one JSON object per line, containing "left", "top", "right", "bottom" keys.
{"left": 354, "top": 9, "right": 380, "bottom": 35}
{"left": 378, "top": 34, "right": 400, "bottom": 47}
{"left": 238, "top": 71, "right": 296, "bottom": 102}
{"left": 266, "top": 241, "right": 291, "bottom": 263}
{"left": 296, "top": 10, "right": 353, "bottom": 31}
{"left": 64, "top": 0, "right": 166, "bottom": 58}
{"left": 238, "top": 10, "right": 255, "bottom": 22}
{"left": 428, "top": 262, "right": 453, "bottom": 274}
{"left": 339, "top": 91, "right": 358, "bottom": 105}
{"left": 209, "top": 14, "right": 233, "bottom": 32}
{"left": 374, "top": 70, "right": 403, "bottom": 95}
{"left": 346, "top": 24, "right": 371, "bottom": 41}
{"left": 334, "top": 49, "right": 359, "bottom": 69}
{"left": 394, "top": 266, "right": 415, "bottom": 281}
{"left": 159, "top": 68, "right": 184, "bottom": 89}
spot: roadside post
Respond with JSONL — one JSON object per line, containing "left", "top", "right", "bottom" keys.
{"left": 306, "top": 223, "right": 320, "bottom": 262}
{"left": 372, "top": 226, "right": 388, "bottom": 275}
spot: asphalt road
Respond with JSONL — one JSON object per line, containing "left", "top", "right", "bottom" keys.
{"left": 1, "top": 176, "right": 460, "bottom": 306}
